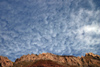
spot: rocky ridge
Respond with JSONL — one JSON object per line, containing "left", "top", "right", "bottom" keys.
{"left": 0, "top": 52, "right": 100, "bottom": 67}
{"left": 0, "top": 56, "right": 13, "bottom": 67}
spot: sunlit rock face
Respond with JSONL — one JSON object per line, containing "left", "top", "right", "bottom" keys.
{"left": 0, "top": 0, "right": 100, "bottom": 61}
{"left": 14, "top": 53, "right": 100, "bottom": 67}
{"left": 1, "top": 52, "right": 100, "bottom": 67}
{"left": 0, "top": 56, "right": 13, "bottom": 67}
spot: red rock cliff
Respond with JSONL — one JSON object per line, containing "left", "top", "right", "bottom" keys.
{"left": 0, "top": 52, "right": 100, "bottom": 67}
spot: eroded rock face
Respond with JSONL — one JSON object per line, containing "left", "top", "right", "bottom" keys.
{"left": 0, "top": 52, "right": 100, "bottom": 67}
{"left": 0, "top": 56, "right": 13, "bottom": 67}
{"left": 84, "top": 52, "right": 100, "bottom": 67}
{"left": 14, "top": 52, "right": 100, "bottom": 67}
{"left": 15, "top": 54, "right": 38, "bottom": 63}
{"left": 85, "top": 52, "right": 100, "bottom": 60}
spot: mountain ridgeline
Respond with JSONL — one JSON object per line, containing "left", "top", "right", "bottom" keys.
{"left": 0, "top": 52, "right": 100, "bottom": 67}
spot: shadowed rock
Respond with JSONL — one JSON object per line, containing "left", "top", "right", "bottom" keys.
{"left": 28, "top": 60, "right": 65, "bottom": 67}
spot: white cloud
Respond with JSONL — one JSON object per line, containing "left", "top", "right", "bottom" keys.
{"left": 0, "top": 0, "right": 100, "bottom": 61}
{"left": 83, "top": 25, "right": 99, "bottom": 33}
{"left": 76, "top": 24, "right": 100, "bottom": 45}
{"left": 78, "top": 24, "right": 100, "bottom": 34}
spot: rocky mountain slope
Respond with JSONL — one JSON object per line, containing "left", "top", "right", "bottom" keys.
{"left": 0, "top": 52, "right": 100, "bottom": 67}
{"left": 0, "top": 56, "right": 13, "bottom": 67}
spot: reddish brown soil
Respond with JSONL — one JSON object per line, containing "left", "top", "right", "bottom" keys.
{"left": 28, "top": 60, "right": 65, "bottom": 67}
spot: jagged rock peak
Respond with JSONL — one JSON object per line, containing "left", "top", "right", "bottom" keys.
{"left": 85, "top": 52, "right": 100, "bottom": 59}
{"left": 85, "top": 52, "right": 97, "bottom": 56}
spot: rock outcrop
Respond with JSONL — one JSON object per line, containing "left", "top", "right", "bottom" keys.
{"left": 0, "top": 52, "right": 100, "bottom": 67}
{"left": 85, "top": 52, "right": 100, "bottom": 60}
{"left": 0, "top": 56, "right": 13, "bottom": 67}
{"left": 14, "top": 52, "right": 100, "bottom": 67}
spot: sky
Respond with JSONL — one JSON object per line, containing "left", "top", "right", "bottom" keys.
{"left": 0, "top": 0, "right": 100, "bottom": 62}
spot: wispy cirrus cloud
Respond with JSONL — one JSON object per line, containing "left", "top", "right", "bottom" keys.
{"left": 0, "top": 0, "right": 100, "bottom": 61}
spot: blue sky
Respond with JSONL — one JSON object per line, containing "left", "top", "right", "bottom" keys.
{"left": 0, "top": 0, "right": 100, "bottom": 61}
